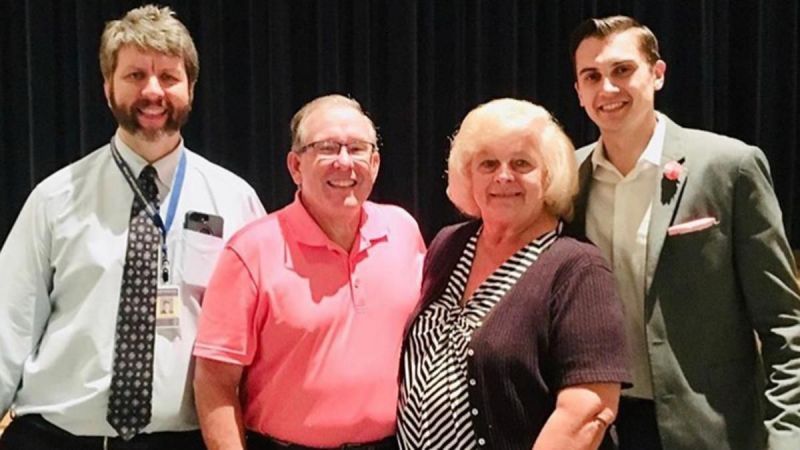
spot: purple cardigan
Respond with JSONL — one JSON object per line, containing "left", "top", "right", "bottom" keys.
{"left": 401, "top": 220, "right": 631, "bottom": 450}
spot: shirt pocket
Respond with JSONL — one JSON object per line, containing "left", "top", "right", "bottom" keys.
{"left": 180, "top": 229, "right": 224, "bottom": 288}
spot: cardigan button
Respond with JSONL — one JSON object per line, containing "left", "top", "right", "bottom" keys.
{"left": 469, "top": 378, "right": 476, "bottom": 386}
{"left": 478, "top": 437, "right": 486, "bottom": 446}
{"left": 471, "top": 408, "right": 479, "bottom": 416}
{"left": 467, "top": 348, "right": 474, "bottom": 356}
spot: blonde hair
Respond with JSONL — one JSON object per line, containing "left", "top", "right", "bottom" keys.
{"left": 289, "top": 94, "right": 377, "bottom": 150}
{"left": 447, "top": 98, "right": 578, "bottom": 220}
{"left": 99, "top": 5, "right": 198, "bottom": 84}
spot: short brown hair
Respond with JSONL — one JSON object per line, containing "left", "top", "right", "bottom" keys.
{"left": 569, "top": 15, "right": 660, "bottom": 73}
{"left": 99, "top": 5, "right": 199, "bottom": 85}
{"left": 447, "top": 98, "right": 578, "bottom": 220}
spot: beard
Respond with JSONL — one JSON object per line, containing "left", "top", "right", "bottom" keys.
{"left": 109, "top": 89, "right": 192, "bottom": 142}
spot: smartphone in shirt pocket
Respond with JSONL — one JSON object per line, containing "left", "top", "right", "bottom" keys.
{"left": 181, "top": 211, "right": 225, "bottom": 288}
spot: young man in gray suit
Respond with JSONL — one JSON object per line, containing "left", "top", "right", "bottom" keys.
{"left": 566, "top": 15, "right": 800, "bottom": 450}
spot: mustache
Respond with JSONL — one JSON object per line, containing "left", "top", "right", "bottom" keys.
{"left": 132, "top": 98, "right": 170, "bottom": 111}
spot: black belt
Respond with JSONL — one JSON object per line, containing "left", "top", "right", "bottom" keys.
{"left": 247, "top": 432, "right": 398, "bottom": 450}
{"left": 5, "top": 414, "right": 205, "bottom": 450}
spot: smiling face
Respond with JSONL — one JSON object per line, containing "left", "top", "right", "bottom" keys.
{"left": 104, "top": 45, "right": 193, "bottom": 145}
{"left": 574, "top": 29, "right": 666, "bottom": 138}
{"left": 470, "top": 132, "right": 555, "bottom": 234}
{"left": 287, "top": 104, "right": 380, "bottom": 227}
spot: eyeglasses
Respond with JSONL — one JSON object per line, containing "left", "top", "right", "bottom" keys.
{"left": 297, "top": 140, "right": 377, "bottom": 161}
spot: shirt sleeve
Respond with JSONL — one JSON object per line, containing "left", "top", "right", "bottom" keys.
{"left": 731, "top": 147, "right": 800, "bottom": 447}
{"left": 548, "top": 251, "right": 631, "bottom": 389}
{"left": 0, "top": 187, "right": 54, "bottom": 414}
{"left": 194, "top": 244, "right": 263, "bottom": 366}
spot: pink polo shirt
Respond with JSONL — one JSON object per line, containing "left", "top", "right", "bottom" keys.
{"left": 194, "top": 197, "right": 425, "bottom": 447}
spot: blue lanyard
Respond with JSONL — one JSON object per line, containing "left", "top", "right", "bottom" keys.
{"left": 110, "top": 138, "right": 187, "bottom": 282}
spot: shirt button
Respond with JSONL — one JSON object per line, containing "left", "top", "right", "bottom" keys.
{"left": 471, "top": 408, "right": 478, "bottom": 416}
{"left": 478, "top": 438, "right": 486, "bottom": 446}
{"left": 469, "top": 378, "right": 476, "bottom": 386}
{"left": 467, "top": 348, "right": 474, "bottom": 356}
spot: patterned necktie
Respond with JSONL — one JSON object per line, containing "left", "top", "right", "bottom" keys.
{"left": 107, "top": 165, "right": 161, "bottom": 440}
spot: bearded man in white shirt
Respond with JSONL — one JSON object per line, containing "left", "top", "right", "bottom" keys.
{"left": 0, "top": 5, "right": 264, "bottom": 449}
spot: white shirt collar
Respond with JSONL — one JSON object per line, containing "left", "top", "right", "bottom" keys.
{"left": 591, "top": 112, "right": 667, "bottom": 175}
{"left": 112, "top": 131, "right": 184, "bottom": 188}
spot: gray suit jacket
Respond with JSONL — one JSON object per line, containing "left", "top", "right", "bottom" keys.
{"left": 565, "top": 115, "right": 800, "bottom": 450}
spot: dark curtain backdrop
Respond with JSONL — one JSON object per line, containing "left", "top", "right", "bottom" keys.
{"left": 1, "top": 1, "right": 798, "bottom": 246}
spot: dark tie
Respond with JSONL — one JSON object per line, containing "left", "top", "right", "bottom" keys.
{"left": 107, "top": 165, "right": 161, "bottom": 440}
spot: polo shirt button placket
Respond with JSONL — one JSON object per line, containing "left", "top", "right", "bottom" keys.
{"left": 348, "top": 259, "right": 365, "bottom": 309}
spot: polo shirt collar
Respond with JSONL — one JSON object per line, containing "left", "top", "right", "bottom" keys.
{"left": 284, "top": 193, "right": 389, "bottom": 251}
{"left": 353, "top": 201, "right": 390, "bottom": 253}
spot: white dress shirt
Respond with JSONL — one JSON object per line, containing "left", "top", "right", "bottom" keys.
{"left": 0, "top": 133, "right": 265, "bottom": 435}
{"left": 586, "top": 116, "right": 666, "bottom": 399}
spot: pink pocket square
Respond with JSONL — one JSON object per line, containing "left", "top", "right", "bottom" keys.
{"left": 667, "top": 217, "right": 719, "bottom": 236}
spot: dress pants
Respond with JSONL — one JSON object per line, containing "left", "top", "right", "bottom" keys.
{"left": 0, "top": 414, "right": 206, "bottom": 450}
{"left": 616, "top": 397, "right": 664, "bottom": 450}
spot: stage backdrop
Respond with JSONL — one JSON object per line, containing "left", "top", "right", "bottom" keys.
{"left": 1, "top": 1, "right": 798, "bottom": 246}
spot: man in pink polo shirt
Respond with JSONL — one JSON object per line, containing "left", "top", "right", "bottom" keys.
{"left": 193, "top": 94, "right": 426, "bottom": 450}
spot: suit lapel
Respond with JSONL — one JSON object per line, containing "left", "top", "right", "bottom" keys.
{"left": 570, "top": 119, "right": 690, "bottom": 307}
{"left": 571, "top": 118, "right": 690, "bottom": 300}
{"left": 644, "top": 118, "right": 689, "bottom": 294}
{"left": 565, "top": 145, "right": 597, "bottom": 238}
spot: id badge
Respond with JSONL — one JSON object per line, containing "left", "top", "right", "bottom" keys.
{"left": 156, "top": 285, "right": 181, "bottom": 330}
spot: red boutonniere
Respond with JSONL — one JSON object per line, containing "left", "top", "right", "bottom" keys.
{"left": 663, "top": 159, "right": 684, "bottom": 181}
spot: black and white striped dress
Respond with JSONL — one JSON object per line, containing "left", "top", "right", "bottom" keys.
{"left": 397, "top": 227, "right": 559, "bottom": 450}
